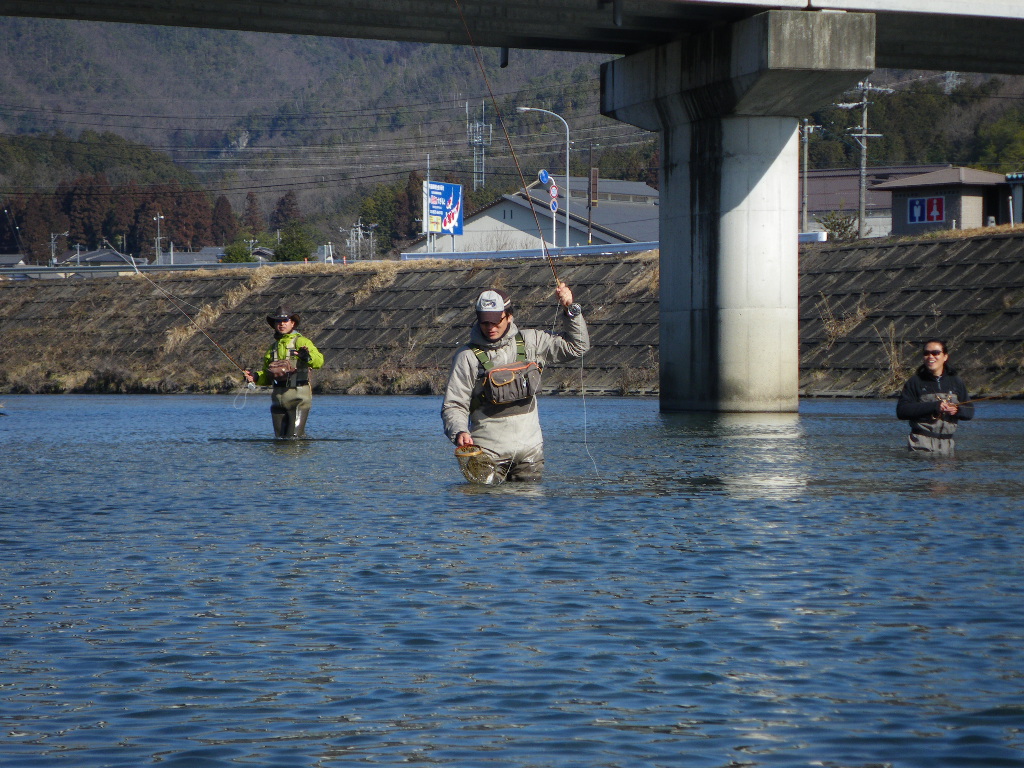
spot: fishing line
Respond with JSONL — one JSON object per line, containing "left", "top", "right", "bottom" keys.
{"left": 451, "top": 2, "right": 602, "bottom": 475}
{"left": 104, "top": 240, "right": 256, "bottom": 389}
{"left": 579, "top": 353, "right": 599, "bottom": 476}
{"left": 450, "top": 0, "right": 561, "bottom": 288}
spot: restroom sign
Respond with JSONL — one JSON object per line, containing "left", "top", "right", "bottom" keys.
{"left": 908, "top": 196, "right": 945, "bottom": 224}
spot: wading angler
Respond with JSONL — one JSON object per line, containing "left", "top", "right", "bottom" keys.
{"left": 245, "top": 306, "right": 324, "bottom": 438}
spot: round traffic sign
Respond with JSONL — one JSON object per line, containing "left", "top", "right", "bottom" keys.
{"left": 550, "top": 199, "right": 558, "bottom": 212}
{"left": 538, "top": 169, "right": 550, "bottom": 185}
{"left": 549, "top": 184, "right": 558, "bottom": 199}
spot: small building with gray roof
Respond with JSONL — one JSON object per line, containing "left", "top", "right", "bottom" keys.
{"left": 873, "top": 167, "right": 1010, "bottom": 236}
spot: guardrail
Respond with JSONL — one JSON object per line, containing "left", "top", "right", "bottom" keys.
{"left": 400, "top": 242, "right": 659, "bottom": 261}
{"left": 0, "top": 243, "right": 661, "bottom": 279}
{"left": 0, "top": 260, "right": 341, "bottom": 279}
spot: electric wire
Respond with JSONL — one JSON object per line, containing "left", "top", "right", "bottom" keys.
{"left": 102, "top": 238, "right": 254, "bottom": 386}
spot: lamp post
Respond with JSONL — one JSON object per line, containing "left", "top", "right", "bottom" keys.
{"left": 517, "top": 106, "right": 570, "bottom": 248}
{"left": 153, "top": 212, "right": 164, "bottom": 264}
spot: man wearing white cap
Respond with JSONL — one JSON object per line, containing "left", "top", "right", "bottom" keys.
{"left": 442, "top": 282, "right": 589, "bottom": 481}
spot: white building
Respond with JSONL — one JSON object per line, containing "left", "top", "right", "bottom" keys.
{"left": 406, "top": 178, "right": 659, "bottom": 255}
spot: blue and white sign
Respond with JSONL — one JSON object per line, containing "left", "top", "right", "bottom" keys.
{"left": 424, "top": 181, "right": 463, "bottom": 235}
{"left": 538, "top": 169, "right": 550, "bottom": 185}
{"left": 550, "top": 199, "right": 558, "bottom": 213}
{"left": 908, "top": 196, "right": 945, "bottom": 224}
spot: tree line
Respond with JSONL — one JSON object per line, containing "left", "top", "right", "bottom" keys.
{"left": 1, "top": 170, "right": 317, "bottom": 264}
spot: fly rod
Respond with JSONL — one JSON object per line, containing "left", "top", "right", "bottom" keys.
{"left": 106, "top": 241, "right": 255, "bottom": 387}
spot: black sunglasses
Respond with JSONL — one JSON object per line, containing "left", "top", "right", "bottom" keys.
{"left": 922, "top": 349, "right": 945, "bottom": 357}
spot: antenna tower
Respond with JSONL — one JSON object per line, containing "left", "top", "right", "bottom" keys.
{"left": 467, "top": 101, "right": 493, "bottom": 191}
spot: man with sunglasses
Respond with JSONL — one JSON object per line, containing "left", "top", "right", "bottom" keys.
{"left": 896, "top": 339, "right": 974, "bottom": 454}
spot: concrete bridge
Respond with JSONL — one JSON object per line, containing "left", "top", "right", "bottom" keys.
{"left": 4, "top": 0, "right": 1024, "bottom": 411}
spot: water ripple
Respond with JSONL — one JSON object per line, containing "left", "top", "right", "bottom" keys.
{"left": 1, "top": 395, "right": 1022, "bottom": 767}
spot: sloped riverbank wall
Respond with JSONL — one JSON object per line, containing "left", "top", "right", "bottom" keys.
{"left": 0, "top": 254, "right": 659, "bottom": 396}
{"left": 2, "top": 232, "right": 1024, "bottom": 398}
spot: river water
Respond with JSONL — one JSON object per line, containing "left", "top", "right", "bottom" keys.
{"left": 2, "top": 394, "right": 1022, "bottom": 767}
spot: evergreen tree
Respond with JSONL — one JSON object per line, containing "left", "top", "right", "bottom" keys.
{"left": 243, "top": 191, "right": 264, "bottom": 233}
{"left": 18, "top": 192, "right": 68, "bottom": 263}
{"left": 223, "top": 231, "right": 258, "bottom": 263}
{"left": 66, "top": 174, "right": 111, "bottom": 249}
{"left": 172, "top": 188, "right": 212, "bottom": 250}
{"left": 210, "top": 195, "right": 238, "bottom": 246}
{"left": 269, "top": 190, "right": 302, "bottom": 231}
{"left": 274, "top": 221, "right": 317, "bottom": 261}
{"left": 105, "top": 181, "right": 138, "bottom": 250}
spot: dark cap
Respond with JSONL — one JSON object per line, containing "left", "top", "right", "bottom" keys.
{"left": 475, "top": 289, "right": 511, "bottom": 323}
{"left": 266, "top": 305, "right": 301, "bottom": 328}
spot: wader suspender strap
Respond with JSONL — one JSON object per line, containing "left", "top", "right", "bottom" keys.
{"left": 470, "top": 333, "right": 527, "bottom": 412}
{"left": 471, "top": 333, "right": 527, "bottom": 370}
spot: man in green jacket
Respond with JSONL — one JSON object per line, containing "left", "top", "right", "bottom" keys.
{"left": 245, "top": 306, "right": 324, "bottom": 438}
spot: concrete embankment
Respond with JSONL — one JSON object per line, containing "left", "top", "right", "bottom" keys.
{"left": 800, "top": 228, "right": 1024, "bottom": 398}
{"left": 0, "top": 254, "right": 659, "bottom": 395}
{"left": 3, "top": 231, "right": 1023, "bottom": 398}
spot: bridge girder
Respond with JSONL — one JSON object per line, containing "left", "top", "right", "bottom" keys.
{"left": 2, "top": 1, "right": 1024, "bottom": 74}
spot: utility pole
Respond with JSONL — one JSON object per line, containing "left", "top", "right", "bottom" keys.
{"left": 800, "top": 119, "right": 820, "bottom": 233}
{"left": 347, "top": 218, "right": 378, "bottom": 260}
{"left": 836, "top": 80, "right": 892, "bottom": 239}
{"left": 153, "top": 212, "right": 165, "bottom": 264}
{"left": 50, "top": 231, "right": 68, "bottom": 267}
{"left": 588, "top": 141, "right": 600, "bottom": 245}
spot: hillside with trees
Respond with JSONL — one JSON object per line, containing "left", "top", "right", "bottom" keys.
{"left": 2, "top": 17, "right": 1024, "bottom": 262}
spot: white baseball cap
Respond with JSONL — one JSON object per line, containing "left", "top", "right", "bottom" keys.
{"left": 475, "top": 289, "right": 511, "bottom": 323}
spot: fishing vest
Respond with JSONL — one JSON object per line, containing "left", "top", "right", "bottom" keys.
{"left": 268, "top": 335, "right": 310, "bottom": 388}
{"left": 470, "top": 333, "right": 542, "bottom": 417}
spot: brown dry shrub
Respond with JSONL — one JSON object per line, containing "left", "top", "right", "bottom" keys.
{"left": 352, "top": 262, "right": 401, "bottom": 304}
{"left": 817, "top": 292, "right": 871, "bottom": 349}
{"left": 615, "top": 253, "right": 659, "bottom": 299}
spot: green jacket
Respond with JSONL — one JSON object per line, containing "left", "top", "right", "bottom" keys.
{"left": 254, "top": 332, "right": 324, "bottom": 387}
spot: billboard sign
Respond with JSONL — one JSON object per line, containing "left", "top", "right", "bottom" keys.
{"left": 423, "top": 181, "right": 464, "bottom": 235}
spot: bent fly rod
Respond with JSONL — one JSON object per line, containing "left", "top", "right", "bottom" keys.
{"left": 451, "top": 0, "right": 562, "bottom": 289}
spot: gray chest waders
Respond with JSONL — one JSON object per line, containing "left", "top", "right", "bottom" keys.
{"left": 269, "top": 337, "right": 312, "bottom": 438}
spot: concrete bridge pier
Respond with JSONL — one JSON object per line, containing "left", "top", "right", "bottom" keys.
{"left": 602, "top": 10, "right": 874, "bottom": 412}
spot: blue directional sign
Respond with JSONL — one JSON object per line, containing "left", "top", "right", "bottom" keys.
{"left": 538, "top": 169, "right": 550, "bottom": 185}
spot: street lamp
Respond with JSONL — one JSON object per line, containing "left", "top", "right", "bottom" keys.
{"left": 153, "top": 212, "right": 164, "bottom": 264}
{"left": 517, "top": 106, "right": 570, "bottom": 248}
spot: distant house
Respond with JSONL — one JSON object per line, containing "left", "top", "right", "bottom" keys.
{"left": 57, "top": 248, "right": 148, "bottom": 267}
{"left": 404, "top": 177, "right": 659, "bottom": 255}
{"left": 0, "top": 254, "right": 26, "bottom": 268}
{"left": 154, "top": 246, "right": 225, "bottom": 266}
{"left": 873, "top": 167, "right": 1009, "bottom": 235}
